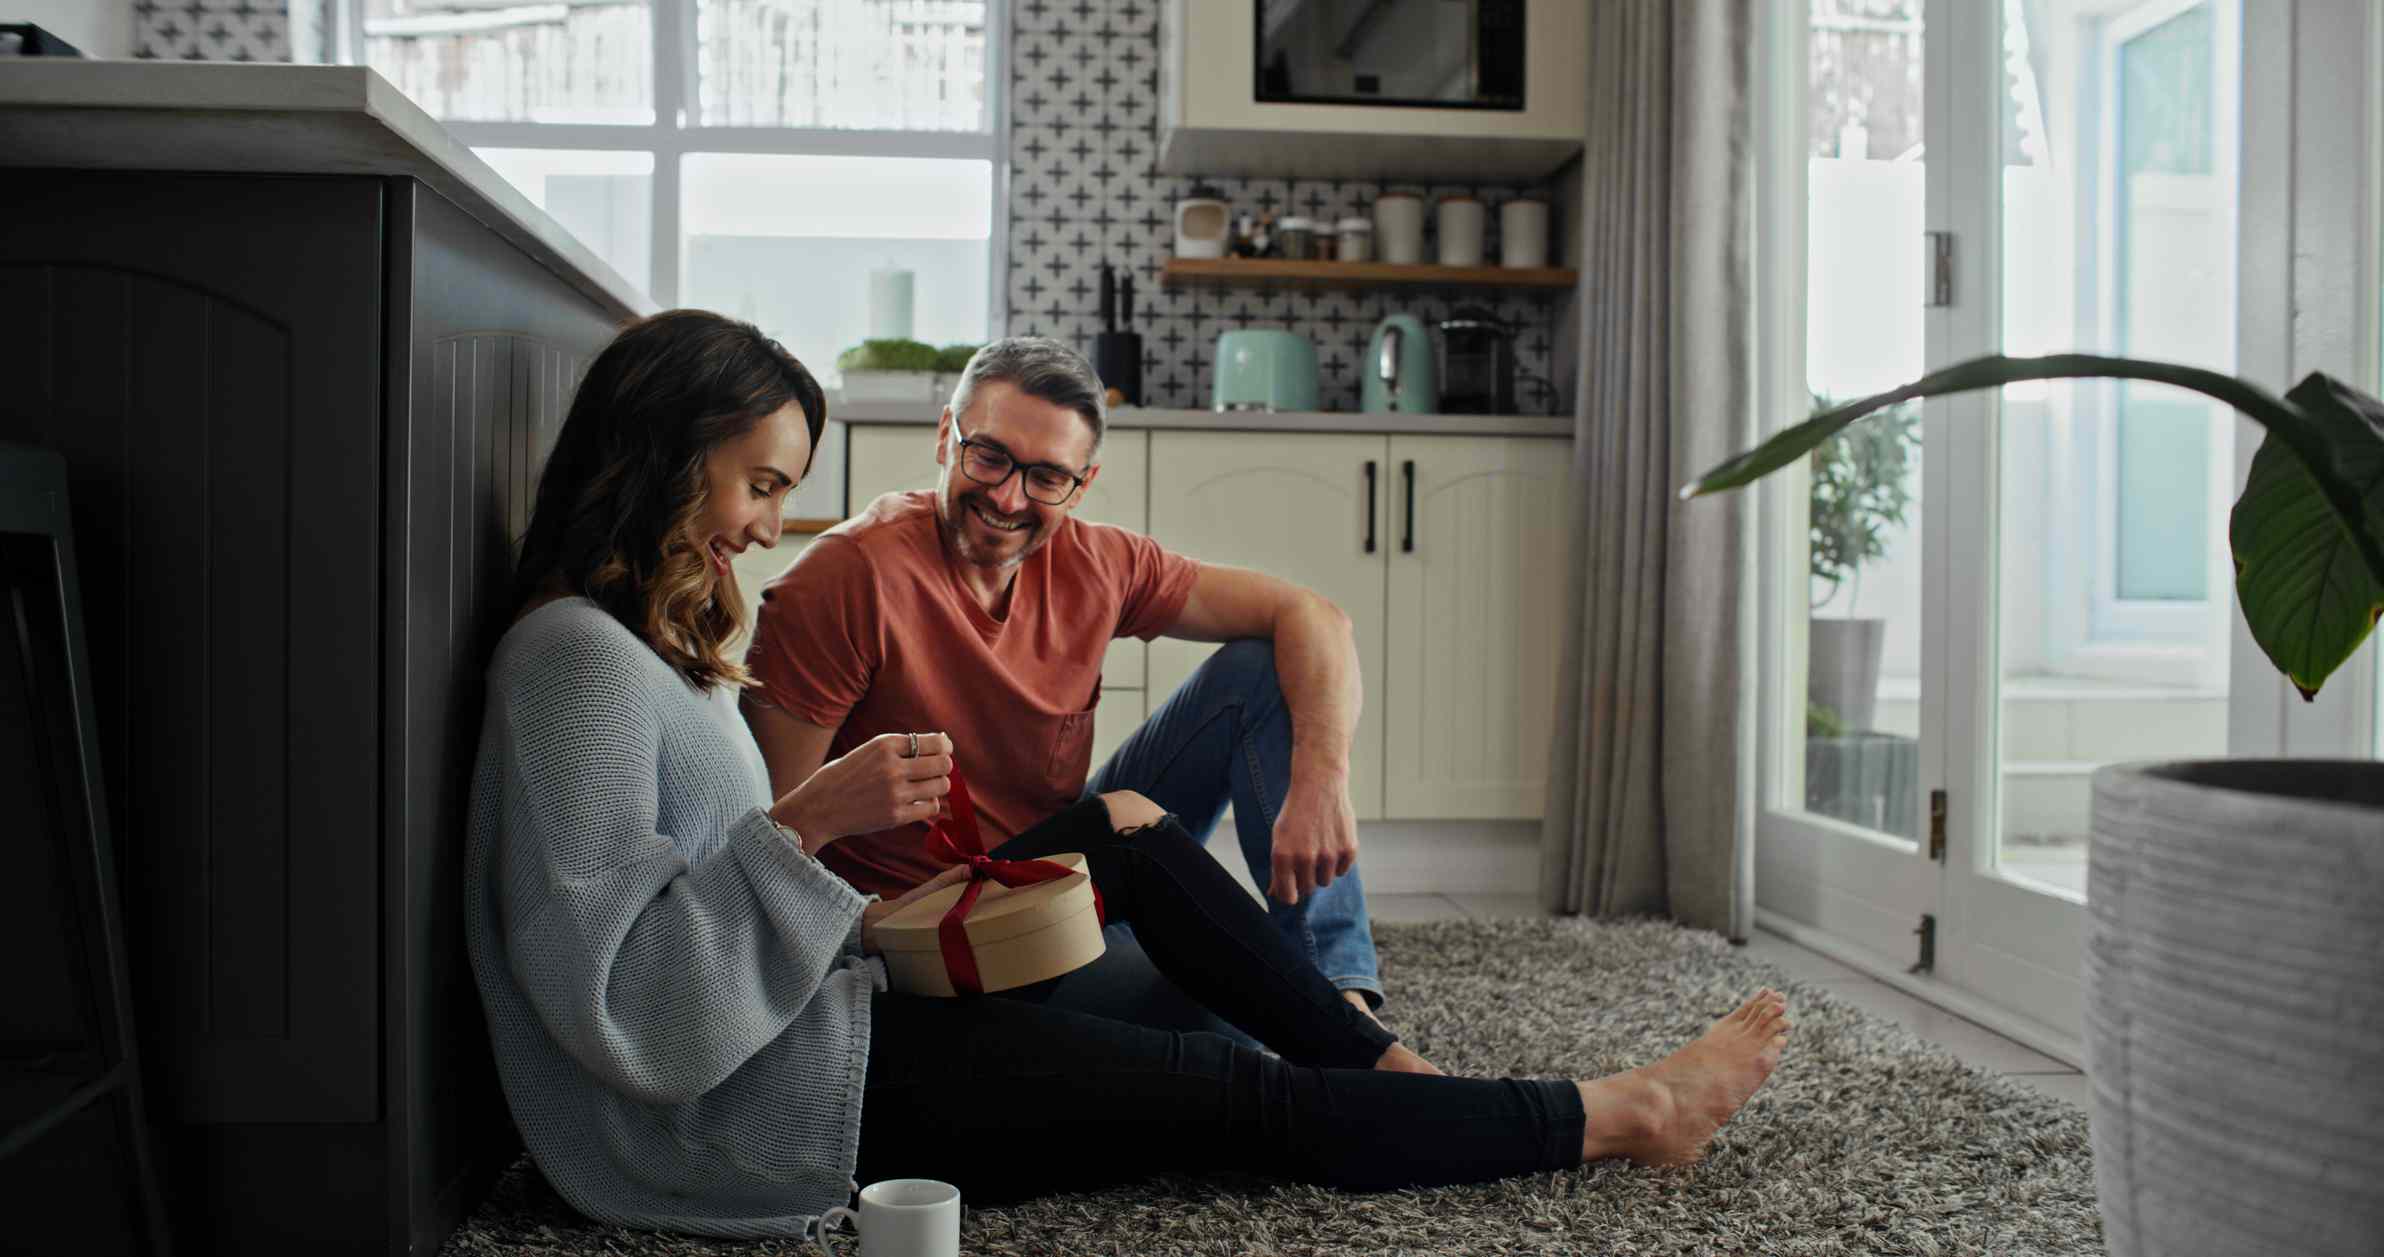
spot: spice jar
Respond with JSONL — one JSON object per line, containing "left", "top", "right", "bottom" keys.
{"left": 1279, "top": 215, "right": 1318, "bottom": 261}
{"left": 1336, "top": 216, "right": 1373, "bottom": 262}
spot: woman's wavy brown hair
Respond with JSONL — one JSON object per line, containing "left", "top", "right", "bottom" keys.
{"left": 516, "top": 309, "right": 826, "bottom": 691}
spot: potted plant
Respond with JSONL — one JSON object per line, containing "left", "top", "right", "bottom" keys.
{"left": 931, "top": 341, "right": 980, "bottom": 410}
{"left": 1684, "top": 354, "right": 2384, "bottom": 1257}
{"left": 1806, "top": 393, "right": 1919, "bottom": 735}
{"left": 836, "top": 337, "right": 940, "bottom": 402}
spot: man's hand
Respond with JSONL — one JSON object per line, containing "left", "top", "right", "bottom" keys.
{"left": 859, "top": 864, "right": 974, "bottom": 955}
{"left": 1269, "top": 778, "right": 1358, "bottom": 905}
{"left": 770, "top": 732, "right": 954, "bottom": 854}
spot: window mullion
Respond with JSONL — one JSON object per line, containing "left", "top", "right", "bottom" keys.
{"left": 652, "top": 149, "right": 683, "bottom": 308}
{"left": 672, "top": 127, "right": 999, "bottom": 160}
{"left": 654, "top": 0, "right": 687, "bottom": 129}
{"left": 651, "top": 0, "right": 688, "bottom": 307}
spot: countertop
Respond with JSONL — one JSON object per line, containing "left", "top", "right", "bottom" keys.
{"left": 0, "top": 61, "right": 653, "bottom": 321}
{"left": 832, "top": 398, "right": 1576, "bottom": 439}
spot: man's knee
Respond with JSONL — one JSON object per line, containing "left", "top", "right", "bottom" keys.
{"left": 1097, "top": 789, "right": 1168, "bottom": 835}
{"left": 1206, "top": 638, "right": 1279, "bottom": 682}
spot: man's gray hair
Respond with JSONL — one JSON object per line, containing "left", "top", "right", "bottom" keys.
{"left": 947, "top": 336, "right": 1108, "bottom": 458}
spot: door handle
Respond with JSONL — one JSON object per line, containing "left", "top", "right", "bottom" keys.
{"left": 1401, "top": 459, "right": 1415, "bottom": 553}
{"left": 1363, "top": 460, "right": 1377, "bottom": 554}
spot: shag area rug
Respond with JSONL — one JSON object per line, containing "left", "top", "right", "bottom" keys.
{"left": 441, "top": 918, "right": 2103, "bottom": 1256}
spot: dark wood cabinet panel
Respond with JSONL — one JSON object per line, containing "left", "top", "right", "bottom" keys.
{"left": 1, "top": 169, "right": 629, "bottom": 1256}
{"left": 383, "top": 182, "right": 619, "bottom": 1254}
{"left": 0, "top": 173, "right": 383, "bottom": 1128}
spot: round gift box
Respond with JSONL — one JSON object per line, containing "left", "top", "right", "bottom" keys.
{"left": 871, "top": 852, "right": 1107, "bottom": 996}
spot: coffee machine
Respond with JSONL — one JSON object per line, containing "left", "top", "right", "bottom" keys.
{"left": 1435, "top": 308, "right": 1518, "bottom": 414}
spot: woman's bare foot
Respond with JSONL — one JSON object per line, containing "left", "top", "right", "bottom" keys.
{"left": 1373, "top": 1041, "right": 1446, "bottom": 1076}
{"left": 1576, "top": 989, "right": 1791, "bottom": 1167}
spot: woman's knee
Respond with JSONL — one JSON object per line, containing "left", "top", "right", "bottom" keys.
{"left": 1097, "top": 790, "right": 1168, "bottom": 836}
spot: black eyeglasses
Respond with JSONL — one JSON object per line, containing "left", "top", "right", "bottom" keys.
{"left": 951, "top": 427, "right": 1087, "bottom": 506}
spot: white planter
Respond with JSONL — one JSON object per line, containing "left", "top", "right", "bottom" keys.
{"left": 2087, "top": 760, "right": 2384, "bottom": 1257}
{"left": 839, "top": 370, "right": 937, "bottom": 403}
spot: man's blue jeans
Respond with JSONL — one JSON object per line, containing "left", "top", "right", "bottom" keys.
{"left": 989, "top": 640, "right": 1382, "bottom": 1044}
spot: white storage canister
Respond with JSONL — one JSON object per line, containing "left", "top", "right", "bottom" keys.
{"left": 1374, "top": 192, "right": 1425, "bottom": 265}
{"left": 1500, "top": 197, "right": 1550, "bottom": 268}
{"left": 1437, "top": 195, "right": 1486, "bottom": 267}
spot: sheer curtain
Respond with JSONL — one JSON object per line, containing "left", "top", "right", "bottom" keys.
{"left": 1541, "top": 0, "right": 1754, "bottom": 937}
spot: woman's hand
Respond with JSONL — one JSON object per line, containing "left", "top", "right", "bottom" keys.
{"left": 859, "top": 864, "right": 974, "bottom": 955}
{"left": 769, "top": 732, "right": 953, "bottom": 855}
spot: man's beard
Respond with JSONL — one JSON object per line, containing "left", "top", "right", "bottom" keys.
{"left": 943, "top": 490, "right": 1046, "bottom": 569}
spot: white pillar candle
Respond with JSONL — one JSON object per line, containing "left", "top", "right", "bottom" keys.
{"left": 868, "top": 266, "right": 914, "bottom": 340}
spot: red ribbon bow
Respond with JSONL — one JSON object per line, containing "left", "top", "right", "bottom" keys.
{"left": 920, "top": 772, "right": 1104, "bottom": 995}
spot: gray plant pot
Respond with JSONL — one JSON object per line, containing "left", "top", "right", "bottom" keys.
{"left": 1807, "top": 616, "right": 1886, "bottom": 732}
{"left": 2087, "top": 760, "right": 2384, "bottom": 1257}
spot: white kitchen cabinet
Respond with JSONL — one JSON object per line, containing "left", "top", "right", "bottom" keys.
{"left": 1146, "top": 432, "right": 1391, "bottom": 821}
{"left": 842, "top": 421, "right": 939, "bottom": 517}
{"left": 1147, "top": 430, "right": 1573, "bottom": 822}
{"left": 843, "top": 423, "right": 1150, "bottom": 689}
{"left": 1157, "top": 0, "right": 1587, "bottom": 180}
{"left": 1382, "top": 435, "right": 1576, "bottom": 818}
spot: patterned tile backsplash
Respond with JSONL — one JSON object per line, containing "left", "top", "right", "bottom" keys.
{"left": 1004, "top": 0, "right": 1569, "bottom": 415}
{"left": 135, "top": 0, "right": 292, "bottom": 61}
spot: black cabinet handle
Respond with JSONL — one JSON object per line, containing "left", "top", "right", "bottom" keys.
{"left": 1363, "top": 460, "right": 1377, "bottom": 554}
{"left": 1401, "top": 459, "right": 1416, "bottom": 553}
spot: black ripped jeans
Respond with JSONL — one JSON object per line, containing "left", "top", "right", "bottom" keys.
{"left": 851, "top": 797, "right": 1586, "bottom": 1203}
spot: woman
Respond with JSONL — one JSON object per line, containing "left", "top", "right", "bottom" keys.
{"left": 463, "top": 310, "right": 1792, "bottom": 1241}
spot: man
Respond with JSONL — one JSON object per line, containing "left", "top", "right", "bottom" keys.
{"left": 742, "top": 336, "right": 1386, "bottom": 1025}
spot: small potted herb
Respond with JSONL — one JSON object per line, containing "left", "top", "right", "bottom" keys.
{"left": 1805, "top": 393, "right": 1919, "bottom": 734}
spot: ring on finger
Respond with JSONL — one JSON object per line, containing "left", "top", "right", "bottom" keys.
{"left": 905, "top": 731, "right": 919, "bottom": 759}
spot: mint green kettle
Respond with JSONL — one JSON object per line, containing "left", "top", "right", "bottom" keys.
{"left": 1362, "top": 314, "right": 1438, "bottom": 413}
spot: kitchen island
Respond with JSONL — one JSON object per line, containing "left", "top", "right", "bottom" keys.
{"left": 0, "top": 62, "right": 650, "bottom": 1257}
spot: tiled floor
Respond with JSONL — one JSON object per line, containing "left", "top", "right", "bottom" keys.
{"left": 1377, "top": 894, "right": 2089, "bottom": 1107}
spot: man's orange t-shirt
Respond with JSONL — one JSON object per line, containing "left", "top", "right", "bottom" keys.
{"left": 746, "top": 490, "right": 1198, "bottom": 896}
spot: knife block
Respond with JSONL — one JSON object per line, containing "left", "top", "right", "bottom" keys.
{"left": 1090, "top": 331, "right": 1142, "bottom": 406}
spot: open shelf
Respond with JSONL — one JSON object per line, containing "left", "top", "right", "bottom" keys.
{"left": 1159, "top": 257, "right": 1578, "bottom": 291}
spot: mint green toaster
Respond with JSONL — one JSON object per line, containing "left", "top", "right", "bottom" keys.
{"left": 1212, "top": 329, "right": 1320, "bottom": 412}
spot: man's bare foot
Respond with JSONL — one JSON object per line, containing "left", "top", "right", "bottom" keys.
{"left": 1373, "top": 1041, "right": 1446, "bottom": 1076}
{"left": 1576, "top": 989, "right": 1790, "bottom": 1167}
{"left": 1344, "top": 990, "right": 1382, "bottom": 1023}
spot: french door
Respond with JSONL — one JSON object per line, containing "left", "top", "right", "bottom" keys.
{"left": 1755, "top": 0, "right": 2252, "bottom": 1054}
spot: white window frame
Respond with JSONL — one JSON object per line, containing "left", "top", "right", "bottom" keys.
{"left": 337, "top": 0, "right": 1010, "bottom": 321}
{"left": 2034, "top": 0, "right": 2239, "bottom": 689}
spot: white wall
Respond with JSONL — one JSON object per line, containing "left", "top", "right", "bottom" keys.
{"left": 9, "top": 0, "right": 132, "bottom": 57}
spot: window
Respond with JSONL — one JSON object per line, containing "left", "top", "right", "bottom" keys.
{"left": 2001, "top": 0, "right": 2238, "bottom": 689}
{"left": 347, "top": 0, "right": 1004, "bottom": 386}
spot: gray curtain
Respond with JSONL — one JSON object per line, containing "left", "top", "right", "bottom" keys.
{"left": 1541, "top": 0, "right": 1753, "bottom": 937}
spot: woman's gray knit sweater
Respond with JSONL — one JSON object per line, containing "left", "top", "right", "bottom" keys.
{"left": 463, "top": 597, "right": 883, "bottom": 1239}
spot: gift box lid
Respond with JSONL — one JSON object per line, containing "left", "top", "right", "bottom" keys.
{"left": 870, "top": 852, "right": 1096, "bottom": 951}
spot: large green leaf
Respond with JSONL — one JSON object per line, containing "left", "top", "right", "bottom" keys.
{"left": 2231, "top": 374, "right": 2384, "bottom": 698}
{"left": 1681, "top": 354, "right": 2384, "bottom": 698}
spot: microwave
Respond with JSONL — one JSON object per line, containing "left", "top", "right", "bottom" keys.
{"left": 1254, "top": 0, "right": 1526, "bottom": 111}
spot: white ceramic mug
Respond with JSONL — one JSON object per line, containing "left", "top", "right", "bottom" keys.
{"left": 812, "top": 1179, "right": 960, "bottom": 1257}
